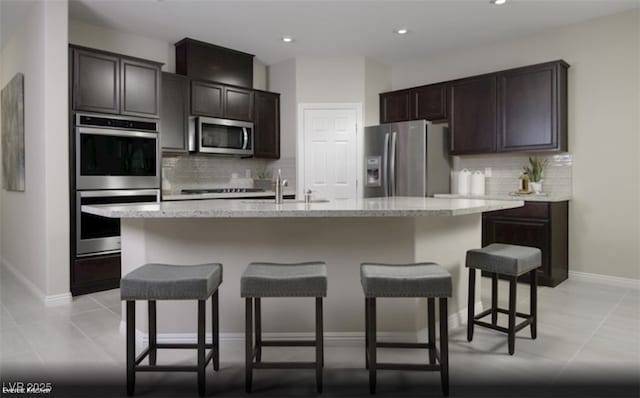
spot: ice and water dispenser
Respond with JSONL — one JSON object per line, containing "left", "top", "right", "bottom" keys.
{"left": 366, "top": 156, "right": 381, "bottom": 187}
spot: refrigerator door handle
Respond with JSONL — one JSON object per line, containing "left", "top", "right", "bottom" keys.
{"left": 383, "top": 132, "right": 390, "bottom": 196}
{"left": 390, "top": 132, "right": 397, "bottom": 196}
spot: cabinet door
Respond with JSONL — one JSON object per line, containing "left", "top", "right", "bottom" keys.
{"left": 191, "top": 81, "right": 224, "bottom": 117}
{"left": 380, "top": 91, "right": 411, "bottom": 123}
{"left": 253, "top": 91, "right": 280, "bottom": 159}
{"left": 499, "top": 62, "right": 564, "bottom": 152}
{"left": 224, "top": 86, "right": 253, "bottom": 121}
{"left": 120, "top": 58, "right": 161, "bottom": 118}
{"left": 482, "top": 216, "right": 550, "bottom": 281}
{"left": 73, "top": 49, "right": 120, "bottom": 114}
{"left": 412, "top": 83, "right": 447, "bottom": 122}
{"left": 160, "top": 73, "right": 189, "bottom": 152}
{"left": 449, "top": 75, "right": 497, "bottom": 154}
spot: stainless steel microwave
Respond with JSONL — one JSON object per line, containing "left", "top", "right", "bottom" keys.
{"left": 193, "top": 117, "right": 253, "bottom": 157}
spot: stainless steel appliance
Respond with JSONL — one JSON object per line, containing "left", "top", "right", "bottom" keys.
{"left": 75, "top": 114, "right": 160, "bottom": 190}
{"left": 181, "top": 188, "right": 265, "bottom": 194}
{"left": 364, "top": 120, "right": 451, "bottom": 198}
{"left": 193, "top": 117, "right": 253, "bottom": 156}
{"left": 76, "top": 189, "right": 160, "bottom": 256}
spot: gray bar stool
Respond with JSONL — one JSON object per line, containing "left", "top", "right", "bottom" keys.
{"left": 241, "top": 261, "right": 327, "bottom": 393}
{"left": 466, "top": 243, "right": 541, "bottom": 355}
{"left": 360, "top": 262, "right": 452, "bottom": 396}
{"left": 121, "top": 263, "right": 222, "bottom": 397}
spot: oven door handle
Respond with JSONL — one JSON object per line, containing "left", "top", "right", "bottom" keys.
{"left": 242, "top": 128, "right": 249, "bottom": 150}
{"left": 77, "top": 126, "right": 158, "bottom": 139}
{"left": 79, "top": 189, "right": 160, "bottom": 199}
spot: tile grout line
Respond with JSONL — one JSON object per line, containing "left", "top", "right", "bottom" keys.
{"left": 68, "top": 317, "right": 119, "bottom": 365}
{"left": 555, "top": 288, "right": 631, "bottom": 380}
{"left": 88, "top": 293, "right": 122, "bottom": 318}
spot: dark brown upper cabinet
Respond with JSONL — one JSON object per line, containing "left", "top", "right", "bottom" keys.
{"left": 253, "top": 91, "right": 280, "bottom": 159}
{"left": 71, "top": 46, "right": 162, "bottom": 118}
{"left": 191, "top": 80, "right": 224, "bottom": 118}
{"left": 498, "top": 61, "right": 568, "bottom": 152}
{"left": 412, "top": 83, "right": 448, "bottom": 122}
{"left": 73, "top": 49, "right": 120, "bottom": 114}
{"left": 191, "top": 81, "right": 254, "bottom": 122}
{"left": 175, "top": 38, "right": 254, "bottom": 87}
{"left": 380, "top": 90, "right": 411, "bottom": 123}
{"left": 379, "top": 60, "right": 569, "bottom": 155}
{"left": 224, "top": 86, "right": 253, "bottom": 122}
{"left": 449, "top": 75, "right": 498, "bottom": 154}
{"left": 120, "top": 58, "right": 161, "bottom": 118}
{"left": 161, "top": 73, "right": 190, "bottom": 152}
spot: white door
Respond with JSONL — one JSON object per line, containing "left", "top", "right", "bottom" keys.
{"left": 302, "top": 108, "right": 358, "bottom": 200}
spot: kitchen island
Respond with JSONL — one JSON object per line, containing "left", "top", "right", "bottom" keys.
{"left": 83, "top": 197, "right": 523, "bottom": 340}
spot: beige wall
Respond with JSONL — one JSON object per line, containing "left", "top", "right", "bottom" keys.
{"left": 391, "top": 10, "right": 640, "bottom": 280}
{"left": 0, "top": 0, "right": 69, "bottom": 298}
{"left": 69, "top": 19, "right": 175, "bottom": 72}
{"left": 268, "top": 59, "right": 297, "bottom": 158}
{"left": 364, "top": 58, "right": 391, "bottom": 126}
{"left": 295, "top": 56, "right": 366, "bottom": 104}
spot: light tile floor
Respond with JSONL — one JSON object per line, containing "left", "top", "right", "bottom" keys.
{"left": 1, "top": 267, "right": 638, "bottom": 397}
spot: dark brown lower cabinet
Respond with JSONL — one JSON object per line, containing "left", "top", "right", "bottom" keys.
{"left": 72, "top": 254, "right": 121, "bottom": 296}
{"left": 482, "top": 201, "right": 568, "bottom": 287}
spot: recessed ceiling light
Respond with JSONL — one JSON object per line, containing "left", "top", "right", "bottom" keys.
{"left": 282, "top": 36, "right": 294, "bottom": 43}
{"left": 490, "top": 0, "right": 507, "bottom": 4}
{"left": 394, "top": 28, "right": 410, "bottom": 35}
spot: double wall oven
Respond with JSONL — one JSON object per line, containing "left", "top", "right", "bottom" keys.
{"left": 74, "top": 113, "right": 160, "bottom": 259}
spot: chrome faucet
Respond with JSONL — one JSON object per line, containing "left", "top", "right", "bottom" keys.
{"left": 275, "top": 169, "right": 288, "bottom": 204}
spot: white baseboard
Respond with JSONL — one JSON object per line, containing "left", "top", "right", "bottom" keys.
{"left": 1, "top": 257, "right": 73, "bottom": 306}
{"left": 119, "top": 301, "right": 484, "bottom": 346}
{"left": 569, "top": 271, "right": 640, "bottom": 290}
{"left": 44, "top": 292, "right": 73, "bottom": 306}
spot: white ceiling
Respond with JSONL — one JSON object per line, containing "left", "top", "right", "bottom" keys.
{"left": 6, "top": 0, "right": 640, "bottom": 65}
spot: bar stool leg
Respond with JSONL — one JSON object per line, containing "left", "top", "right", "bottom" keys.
{"left": 427, "top": 298, "right": 436, "bottom": 364}
{"left": 491, "top": 274, "right": 499, "bottom": 325}
{"left": 245, "top": 298, "right": 253, "bottom": 393}
{"left": 368, "top": 298, "right": 377, "bottom": 394}
{"left": 467, "top": 268, "right": 476, "bottom": 342}
{"left": 508, "top": 276, "right": 517, "bottom": 355}
{"left": 316, "top": 297, "right": 323, "bottom": 393}
{"left": 530, "top": 269, "right": 537, "bottom": 339}
{"left": 254, "top": 298, "right": 262, "bottom": 363}
{"left": 365, "top": 298, "right": 369, "bottom": 369}
{"left": 126, "top": 301, "right": 136, "bottom": 396}
{"left": 439, "top": 298, "right": 449, "bottom": 396}
{"left": 212, "top": 290, "right": 219, "bottom": 371}
{"left": 197, "top": 300, "right": 206, "bottom": 397}
{"left": 148, "top": 301, "right": 157, "bottom": 366}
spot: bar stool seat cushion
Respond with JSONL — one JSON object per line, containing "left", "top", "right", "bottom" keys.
{"left": 241, "top": 262, "right": 327, "bottom": 297}
{"left": 466, "top": 243, "right": 541, "bottom": 276}
{"left": 360, "top": 262, "right": 452, "bottom": 298}
{"left": 121, "top": 263, "right": 222, "bottom": 301}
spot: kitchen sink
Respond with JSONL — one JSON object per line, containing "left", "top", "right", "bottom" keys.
{"left": 242, "top": 199, "right": 330, "bottom": 204}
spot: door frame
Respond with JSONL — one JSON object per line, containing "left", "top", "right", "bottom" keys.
{"left": 296, "top": 103, "right": 363, "bottom": 199}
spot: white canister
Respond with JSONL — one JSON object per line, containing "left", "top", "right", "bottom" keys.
{"left": 471, "top": 170, "right": 486, "bottom": 196}
{"left": 458, "top": 169, "right": 471, "bottom": 195}
{"left": 450, "top": 170, "right": 459, "bottom": 194}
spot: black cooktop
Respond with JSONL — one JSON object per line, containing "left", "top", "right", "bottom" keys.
{"left": 181, "top": 188, "right": 266, "bottom": 194}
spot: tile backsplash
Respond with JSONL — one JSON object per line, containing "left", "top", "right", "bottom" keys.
{"left": 161, "top": 154, "right": 296, "bottom": 194}
{"left": 453, "top": 153, "right": 572, "bottom": 196}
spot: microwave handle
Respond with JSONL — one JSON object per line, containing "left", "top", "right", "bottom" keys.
{"left": 242, "top": 128, "right": 249, "bottom": 150}
{"left": 188, "top": 117, "right": 197, "bottom": 152}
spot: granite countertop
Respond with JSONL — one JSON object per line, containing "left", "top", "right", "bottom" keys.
{"left": 82, "top": 196, "right": 524, "bottom": 219}
{"left": 434, "top": 193, "right": 571, "bottom": 202}
{"left": 162, "top": 190, "right": 296, "bottom": 201}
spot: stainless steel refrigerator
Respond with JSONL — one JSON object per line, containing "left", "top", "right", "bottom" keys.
{"left": 364, "top": 120, "right": 451, "bottom": 198}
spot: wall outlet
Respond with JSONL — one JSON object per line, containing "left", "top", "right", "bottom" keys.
{"left": 484, "top": 167, "right": 492, "bottom": 177}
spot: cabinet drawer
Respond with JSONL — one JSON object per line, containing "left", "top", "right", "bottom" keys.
{"left": 484, "top": 201, "right": 549, "bottom": 219}
{"left": 73, "top": 254, "right": 121, "bottom": 286}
